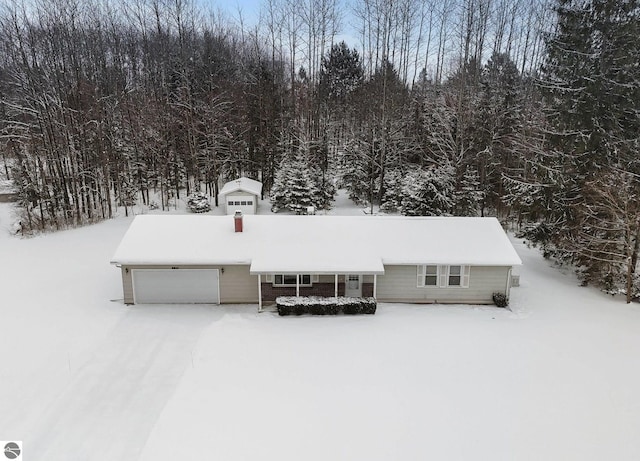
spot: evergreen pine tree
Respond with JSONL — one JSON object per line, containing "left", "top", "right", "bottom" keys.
{"left": 286, "top": 160, "right": 315, "bottom": 214}
{"left": 340, "top": 139, "right": 374, "bottom": 205}
{"left": 318, "top": 42, "right": 364, "bottom": 104}
{"left": 400, "top": 164, "right": 454, "bottom": 216}
{"left": 538, "top": 0, "right": 640, "bottom": 300}
{"left": 380, "top": 169, "right": 405, "bottom": 212}
{"left": 270, "top": 158, "right": 293, "bottom": 212}
{"left": 454, "top": 166, "right": 483, "bottom": 217}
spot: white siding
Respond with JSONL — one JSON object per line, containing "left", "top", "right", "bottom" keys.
{"left": 224, "top": 191, "right": 258, "bottom": 215}
{"left": 376, "top": 265, "right": 511, "bottom": 304}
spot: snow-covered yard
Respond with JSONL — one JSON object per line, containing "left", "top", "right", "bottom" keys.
{"left": 1, "top": 200, "right": 640, "bottom": 460}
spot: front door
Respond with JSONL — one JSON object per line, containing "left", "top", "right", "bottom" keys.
{"left": 344, "top": 274, "right": 362, "bottom": 297}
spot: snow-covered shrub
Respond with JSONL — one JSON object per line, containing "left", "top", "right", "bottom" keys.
{"left": 309, "top": 304, "right": 327, "bottom": 315}
{"left": 276, "top": 296, "right": 376, "bottom": 316}
{"left": 325, "top": 304, "right": 340, "bottom": 315}
{"left": 342, "top": 303, "right": 362, "bottom": 315}
{"left": 293, "top": 304, "right": 308, "bottom": 316}
{"left": 186, "top": 192, "right": 211, "bottom": 213}
{"left": 492, "top": 292, "right": 508, "bottom": 307}
{"left": 361, "top": 302, "right": 377, "bottom": 315}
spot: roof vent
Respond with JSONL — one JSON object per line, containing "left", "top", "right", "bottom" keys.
{"left": 234, "top": 210, "right": 243, "bottom": 232}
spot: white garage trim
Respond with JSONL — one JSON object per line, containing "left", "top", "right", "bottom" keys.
{"left": 132, "top": 269, "right": 220, "bottom": 304}
{"left": 225, "top": 195, "right": 256, "bottom": 215}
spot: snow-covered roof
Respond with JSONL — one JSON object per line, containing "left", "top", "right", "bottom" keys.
{"left": 218, "top": 177, "right": 262, "bottom": 198}
{"left": 111, "top": 215, "right": 521, "bottom": 273}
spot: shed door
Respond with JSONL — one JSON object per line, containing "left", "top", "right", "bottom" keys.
{"left": 226, "top": 195, "right": 255, "bottom": 215}
{"left": 132, "top": 269, "right": 220, "bottom": 304}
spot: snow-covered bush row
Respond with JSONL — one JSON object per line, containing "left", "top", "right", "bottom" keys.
{"left": 276, "top": 296, "right": 376, "bottom": 316}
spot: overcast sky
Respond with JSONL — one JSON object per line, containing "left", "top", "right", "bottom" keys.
{"left": 202, "top": 0, "right": 358, "bottom": 47}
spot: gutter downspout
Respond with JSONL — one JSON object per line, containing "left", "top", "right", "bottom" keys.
{"left": 258, "top": 274, "right": 262, "bottom": 312}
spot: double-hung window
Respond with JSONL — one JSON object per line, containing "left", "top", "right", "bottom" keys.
{"left": 425, "top": 265, "right": 438, "bottom": 286}
{"left": 448, "top": 265, "right": 462, "bottom": 286}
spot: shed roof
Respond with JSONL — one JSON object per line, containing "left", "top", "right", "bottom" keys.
{"left": 218, "top": 177, "right": 262, "bottom": 198}
{"left": 111, "top": 215, "right": 521, "bottom": 273}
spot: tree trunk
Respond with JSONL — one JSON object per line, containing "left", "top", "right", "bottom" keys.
{"left": 626, "top": 217, "right": 640, "bottom": 303}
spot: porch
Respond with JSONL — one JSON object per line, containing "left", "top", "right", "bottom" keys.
{"left": 249, "top": 253, "right": 385, "bottom": 312}
{"left": 254, "top": 273, "right": 380, "bottom": 312}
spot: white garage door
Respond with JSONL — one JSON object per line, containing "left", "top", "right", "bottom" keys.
{"left": 226, "top": 195, "right": 255, "bottom": 215}
{"left": 132, "top": 269, "right": 220, "bottom": 304}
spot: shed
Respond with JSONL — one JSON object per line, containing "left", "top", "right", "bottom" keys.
{"left": 218, "top": 177, "right": 262, "bottom": 215}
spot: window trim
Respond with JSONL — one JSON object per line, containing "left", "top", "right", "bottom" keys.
{"left": 425, "top": 265, "right": 439, "bottom": 286}
{"left": 417, "top": 265, "right": 470, "bottom": 288}
{"left": 270, "top": 274, "right": 314, "bottom": 287}
{"left": 448, "top": 265, "right": 462, "bottom": 287}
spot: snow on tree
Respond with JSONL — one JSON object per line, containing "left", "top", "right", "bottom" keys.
{"left": 270, "top": 157, "right": 294, "bottom": 212}
{"left": 271, "top": 151, "right": 335, "bottom": 213}
{"left": 339, "top": 139, "right": 375, "bottom": 206}
{"left": 535, "top": 0, "right": 640, "bottom": 301}
{"left": 474, "top": 52, "right": 523, "bottom": 214}
{"left": 400, "top": 163, "right": 455, "bottom": 216}
{"left": 454, "top": 166, "right": 483, "bottom": 217}
{"left": 186, "top": 191, "right": 211, "bottom": 213}
{"left": 574, "top": 172, "right": 640, "bottom": 303}
{"left": 286, "top": 163, "right": 315, "bottom": 214}
{"left": 380, "top": 169, "right": 405, "bottom": 212}
{"left": 318, "top": 42, "right": 364, "bottom": 104}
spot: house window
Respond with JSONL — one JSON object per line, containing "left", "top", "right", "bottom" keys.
{"left": 425, "top": 265, "right": 438, "bottom": 286}
{"left": 417, "top": 265, "right": 470, "bottom": 288}
{"left": 247, "top": 201, "right": 253, "bottom": 205}
{"left": 273, "top": 274, "right": 312, "bottom": 286}
{"left": 448, "top": 265, "right": 462, "bottom": 286}
{"left": 240, "top": 201, "right": 247, "bottom": 205}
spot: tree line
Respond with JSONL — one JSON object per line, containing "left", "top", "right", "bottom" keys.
{"left": 1, "top": 0, "right": 639, "bottom": 301}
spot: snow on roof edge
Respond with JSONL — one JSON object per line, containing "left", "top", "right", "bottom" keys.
{"left": 218, "top": 177, "right": 263, "bottom": 198}
{"left": 111, "top": 214, "right": 522, "bottom": 268}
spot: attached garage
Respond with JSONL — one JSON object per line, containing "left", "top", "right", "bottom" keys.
{"left": 132, "top": 269, "right": 220, "bottom": 304}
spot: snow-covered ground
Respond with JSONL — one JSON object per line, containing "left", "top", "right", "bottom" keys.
{"left": 1, "top": 197, "right": 640, "bottom": 460}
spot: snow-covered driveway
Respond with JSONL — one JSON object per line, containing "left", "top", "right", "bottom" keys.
{"left": 29, "top": 306, "right": 217, "bottom": 460}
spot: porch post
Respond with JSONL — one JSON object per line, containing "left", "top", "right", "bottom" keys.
{"left": 258, "top": 273, "right": 262, "bottom": 312}
{"left": 296, "top": 274, "right": 300, "bottom": 297}
{"left": 334, "top": 274, "right": 338, "bottom": 298}
{"left": 373, "top": 274, "right": 377, "bottom": 299}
